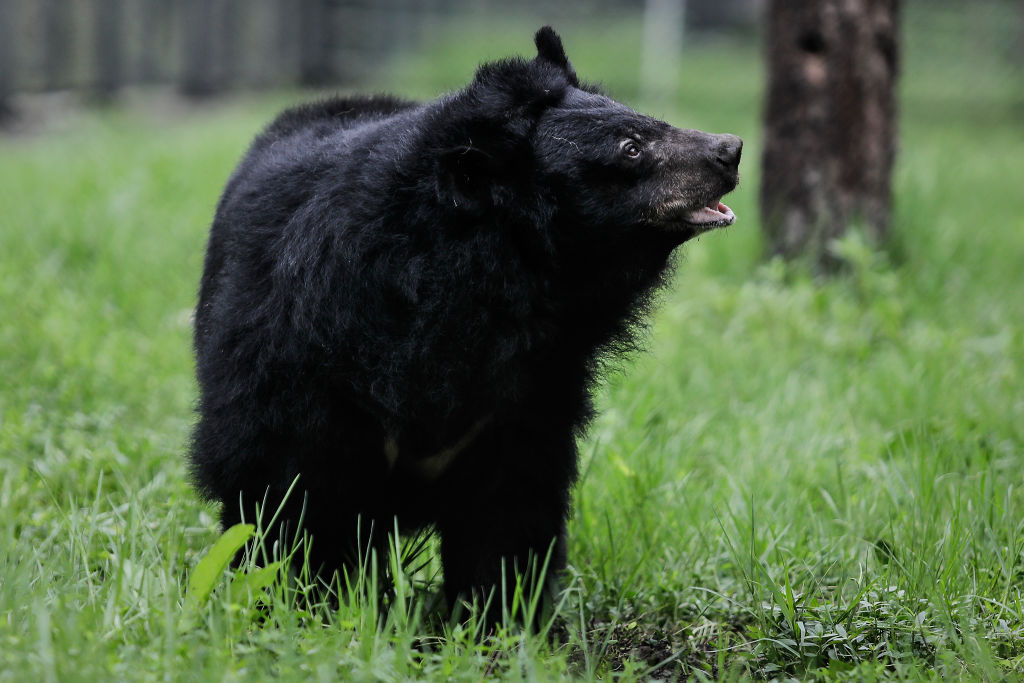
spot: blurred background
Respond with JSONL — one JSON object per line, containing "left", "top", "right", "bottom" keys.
{"left": 0, "top": 0, "right": 1018, "bottom": 114}
{"left": 0, "top": 0, "right": 768, "bottom": 101}
{"left": 2, "top": 0, "right": 1020, "bottom": 259}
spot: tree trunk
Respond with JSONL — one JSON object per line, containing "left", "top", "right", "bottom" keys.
{"left": 760, "top": 0, "right": 899, "bottom": 268}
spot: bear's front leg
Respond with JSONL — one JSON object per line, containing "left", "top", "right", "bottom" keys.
{"left": 436, "top": 426, "right": 577, "bottom": 628}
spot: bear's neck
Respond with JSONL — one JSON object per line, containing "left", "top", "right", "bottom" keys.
{"left": 549, "top": 232, "right": 678, "bottom": 361}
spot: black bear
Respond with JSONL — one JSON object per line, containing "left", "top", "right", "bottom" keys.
{"left": 190, "top": 27, "right": 740, "bottom": 620}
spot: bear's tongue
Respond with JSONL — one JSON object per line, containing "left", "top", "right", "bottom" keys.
{"left": 683, "top": 198, "right": 735, "bottom": 228}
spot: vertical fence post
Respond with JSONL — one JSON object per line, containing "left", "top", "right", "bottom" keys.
{"left": 217, "top": 0, "right": 240, "bottom": 91}
{"left": 43, "top": 0, "right": 70, "bottom": 90}
{"left": 181, "top": 0, "right": 218, "bottom": 96}
{"left": 641, "top": 0, "right": 685, "bottom": 106}
{"left": 139, "top": 0, "right": 174, "bottom": 83}
{"left": 299, "top": 0, "right": 333, "bottom": 87}
{"left": 0, "top": 0, "right": 17, "bottom": 120}
{"left": 94, "top": 0, "right": 123, "bottom": 100}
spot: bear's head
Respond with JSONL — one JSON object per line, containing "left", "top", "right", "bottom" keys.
{"left": 433, "top": 27, "right": 741, "bottom": 246}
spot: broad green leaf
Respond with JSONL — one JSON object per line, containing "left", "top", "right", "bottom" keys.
{"left": 187, "top": 523, "right": 255, "bottom": 604}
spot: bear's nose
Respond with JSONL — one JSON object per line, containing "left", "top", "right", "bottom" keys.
{"left": 712, "top": 134, "right": 743, "bottom": 171}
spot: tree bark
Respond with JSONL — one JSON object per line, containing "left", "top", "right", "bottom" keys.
{"left": 760, "top": 0, "right": 899, "bottom": 268}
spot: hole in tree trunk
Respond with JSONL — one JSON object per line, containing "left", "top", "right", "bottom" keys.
{"left": 876, "top": 32, "right": 897, "bottom": 71}
{"left": 797, "top": 31, "right": 826, "bottom": 54}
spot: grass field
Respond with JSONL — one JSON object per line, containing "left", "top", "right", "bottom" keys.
{"left": 2, "top": 12, "right": 1023, "bottom": 681}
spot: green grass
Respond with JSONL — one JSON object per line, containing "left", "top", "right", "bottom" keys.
{"left": 2, "top": 14, "right": 1023, "bottom": 681}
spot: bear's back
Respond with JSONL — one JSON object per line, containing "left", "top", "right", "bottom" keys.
{"left": 260, "top": 94, "right": 419, "bottom": 142}
{"left": 270, "top": 94, "right": 417, "bottom": 133}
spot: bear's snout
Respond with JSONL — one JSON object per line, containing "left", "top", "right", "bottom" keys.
{"left": 712, "top": 134, "right": 743, "bottom": 173}
{"left": 663, "top": 129, "right": 742, "bottom": 179}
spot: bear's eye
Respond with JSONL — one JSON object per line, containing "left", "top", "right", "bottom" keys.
{"left": 620, "top": 140, "right": 642, "bottom": 159}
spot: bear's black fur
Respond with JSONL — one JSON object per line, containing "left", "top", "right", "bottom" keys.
{"left": 190, "top": 27, "right": 741, "bottom": 620}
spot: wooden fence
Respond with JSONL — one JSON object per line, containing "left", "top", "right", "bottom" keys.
{"left": 0, "top": 0, "right": 481, "bottom": 99}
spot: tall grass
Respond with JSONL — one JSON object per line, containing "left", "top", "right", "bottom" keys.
{"left": 1, "top": 14, "right": 1022, "bottom": 680}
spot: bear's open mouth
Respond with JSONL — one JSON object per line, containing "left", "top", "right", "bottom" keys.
{"left": 657, "top": 196, "right": 736, "bottom": 235}
{"left": 681, "top": 197, "right": 735, "bottom": 230}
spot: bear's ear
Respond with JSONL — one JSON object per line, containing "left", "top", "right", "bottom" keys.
{"left": 534, "top": 26, "right": 579, "bottom": 87}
